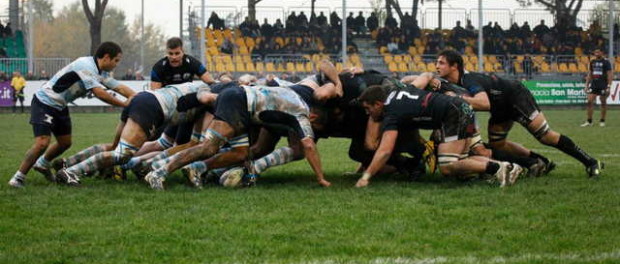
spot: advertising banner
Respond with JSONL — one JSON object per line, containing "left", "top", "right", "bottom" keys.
{"left": 523, "top": 80, "right": 620, "bottom": 105}
{"left": 0, "top": 81, "right": 14, "bottom": 107}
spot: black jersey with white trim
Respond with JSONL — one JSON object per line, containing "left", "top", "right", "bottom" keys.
{"left": 382, "top": 86, "right": 452, "bottom": 131}
{"left": 150, "top": 55, "right": 207, "bottom": 86}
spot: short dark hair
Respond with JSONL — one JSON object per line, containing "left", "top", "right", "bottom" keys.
{"left": 438, "top": 49, "right": 464, "bottom": 78}
{"left": 358, "top": 84, "right": 388, "bottom": 104}
{"left": 166, "top": 37, "right": 183, "bottom": 49}
{"left": 95, "top": 42, "right": 122, "bottom": 59}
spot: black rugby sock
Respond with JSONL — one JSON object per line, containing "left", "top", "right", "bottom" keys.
{"left": 485, "top": 162, "right": 500, "bottom": 174}
{"left": 529, "top": 151, "right": 550, "bottom": 164}
{"left": 555, "top": 134, "right": 596, "bottom": 166}
{"left": 492, "top": 148, "right": 537, "bottom": 168}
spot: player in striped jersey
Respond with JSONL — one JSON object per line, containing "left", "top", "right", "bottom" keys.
{"left": 8, "top": 42, "right": 135, "bottom": 188}
{"left": 144, "top": 84, "right": 331, "bottom": 190}
{"left": 55, "top": 82, "right": 214, "bottom": 186}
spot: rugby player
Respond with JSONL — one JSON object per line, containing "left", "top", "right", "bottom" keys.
{"left": 355, "top": 73, "right": 521, "bottom": 187}
{"left": 144, "top": 84, "right": 331, "bottom": 190}
{"left": 581, "top": 48, "right": 612, "bottom": 127}
{"left": 436, "top": 50, "right": 603, "bottom": 178}
{"left": 55, "top": 82, "right": 214, "bottom": 186}
{"left": 8, "top": 42, "right": 135, "bottom": 187}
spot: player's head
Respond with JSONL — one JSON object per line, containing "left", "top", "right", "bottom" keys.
{"left": 593, "top": 48, "right": 603, "bottom": 59}
{"left": 166, "top": 37, "right": 185, "bottom": 67}
{"left": 95, "top": 41, "right": 123, "bottom": 71}
{"left": 436, "top": 50, "right": 464, "bottom": 81}
{"left": 309, "top": 106, "right": 330, "bottom": 132}
{"left": 358, "top": 84, "right": 387, "bottom": 121}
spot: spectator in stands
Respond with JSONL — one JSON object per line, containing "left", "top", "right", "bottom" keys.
{"left": 317, "top": 12, "right": 327, "bottom": 26}
{"left": 507, "top": 22, "right": 521, "bottom": 38}
{"left": 302, "top": 37, "right": 319, "bottom": 54}
{"left": 533, "top": 20, "right": 550, "bottom": 38}
{"left": 367, "top": 12, "right": 379, "bottom": 33}
{"left": 411, "top": 19, "right": 421, "bottom": 39}
{"left": 11, "top": 71, "right": 26, "bottom": 113}
{"left": 346, "top": 12, "right": 355, "bottom": 31}
{"left": 330, "top": 12, "right": 341, "bottom": 29}
{"left": 261, "top": 18, "right": 274, "bottom": 39}
{"left": 614, "top": 23, "right": 619, "bottom": 41}
{"left": 3, "top": 23, "right": 11, "bottom": 38}
{"left": 465, "top": 19, "right": 475, "bottom": 32}
{"left": 221, "top": 38, "right": 235, "bottom": 54}
{"left": 521, "top": 21, "right": 531, "bottom": 37}
{"left": 298, "top": 12, "right": 309, "bottom": 28}
{"left": 354, "top": 11, "right": 366, "bottom": 35}
{"left": 273, "top": 19, "right": 284, "bottom": 34}
{"left": 207, "top": 12, "right": 224, "bottom": 30}
{"left": 25, "top": 71, "right": 36, "bottom": 80}
{"left": 0, "top": 47, "right": 6, "bottom": 58}
{"left": 0, "top": 22, "right": 4, "bottom": 38}
{"left": 493, "top": 22, "right": 504, "bottom": 38}
{"left": 482, "top": 22, "right": 493, "bottom": 37}
{"left": 286, "top": 11, "right": 297, "bottom": 32}
{"left": 376, "top": 27, "right": 391, "bottom": 47}
{"left": 452, "top": 21, "right": 468, "bottom": 39}
{"left": 385, "top": 13, "right": 398, "bottom": 30}
{"left": 239, "top": 17, "right": 252, "bottom": 36}
{"left": 123, "top": 69, "right": 136, "bottom": 80}
{"left": 38, "top": 70, "right": 49, "bottom": 80}
{"left": 135, "top": 72, "right": 145, "bottom": 80}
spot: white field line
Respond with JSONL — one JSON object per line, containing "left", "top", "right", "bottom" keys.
{"left": 286, "top": 250, "right": 620, "bottom": 264}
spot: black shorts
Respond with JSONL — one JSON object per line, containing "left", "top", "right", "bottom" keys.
{"left": 289, "top": 84, "right": 315, "bottom": 106}
{"left": 489, "top": 82, "right": 541, "bottom": 127}
{"left": 439, "top": 98, "right": 476, "bottom": 143}
{"left": 588, "top": 80, "right": 608, "bottom": 95}
{"left": 162, "top": 121, "right": 194, "bottom": 145}
{"left": 214, "top": 86, "right": 250, "bottom": 135}
{"left": 30, "top": 95, "right": 72, "bottom": 137}
{"left": 121, "top": 92, "right": 165, "bottom": 140}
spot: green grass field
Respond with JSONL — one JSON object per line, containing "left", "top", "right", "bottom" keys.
{"left": 1, "top": 109, "right": 619, "bottom": 264}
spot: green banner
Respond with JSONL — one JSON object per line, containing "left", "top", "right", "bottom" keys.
{"left": 522, "top": 81, "right": 587, "bottom": 105}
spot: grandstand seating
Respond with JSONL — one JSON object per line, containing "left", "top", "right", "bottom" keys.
{"left": 0, "top": 31, "right": 28, "bottom": 74}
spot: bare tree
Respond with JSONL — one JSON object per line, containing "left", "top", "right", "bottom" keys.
{"left": 516, "top": 0, "right": 585, "bottom": 34}
{"left": 82, "top": 0, "right": 109, "bottom": 55}
{"left": 248, "top": 0, "right": 263, "bottom": 22}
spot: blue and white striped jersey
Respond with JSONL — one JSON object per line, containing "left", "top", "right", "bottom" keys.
{"left": 243, "top": 85, "right": 314, "bottom": 139}
{"left": 146, "top": 82, "right": 210, "bottom": 120}
{"left": 35, "top": 56, "right": 121, "bottom": 110}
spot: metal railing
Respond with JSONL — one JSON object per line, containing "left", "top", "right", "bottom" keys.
{"left": 194, "top": 6, "right": 616, "bottom": 31}
{"left": 0, "top": 58, "right": 70, "bottom": 76}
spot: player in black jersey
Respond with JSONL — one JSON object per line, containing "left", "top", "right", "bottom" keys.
{"left": 436, "top": 50, "right": 603, "bottom": 178}
{"left": 400, "top": 74, "right": 547, "bottom": 177}
{"left": 132, "top": 37, "right": 217, "bottom": 160}
{"left": 150, "top": 37, "right": 214, "bottom": 89}
{"left": 355, "top": 73, "right": 522, "bottom": 188}
{"left": 582, "top": 48, "right": 613, "bottom": 127}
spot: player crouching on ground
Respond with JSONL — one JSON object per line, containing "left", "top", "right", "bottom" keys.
{"left": 55, "top": 82, "right": 215, "bottom": 186}
{"left": 355, "top": 73, "right": 523, "bottom": 188}
{"left": 144, "top": 84, "right": 331, "bottom": 190}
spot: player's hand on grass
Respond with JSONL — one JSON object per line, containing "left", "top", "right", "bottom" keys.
{"left": 355, "top": 178, "right": 369, "bottom": 188}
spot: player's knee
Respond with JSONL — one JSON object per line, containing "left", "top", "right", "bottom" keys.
{"left": 34, "top": 137, "right": 51, "bottom": 150}
{"left": 114, "top": 140, "right": 139, "bottom": 164}
{"left": 530, "top": 121, "right": 551, "bottom": 143}
{"left": 488, "top": 131, "right": 508, "bottom": 146}
{"left": 438, "top": 154, "right": 459, "bottom": 176}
